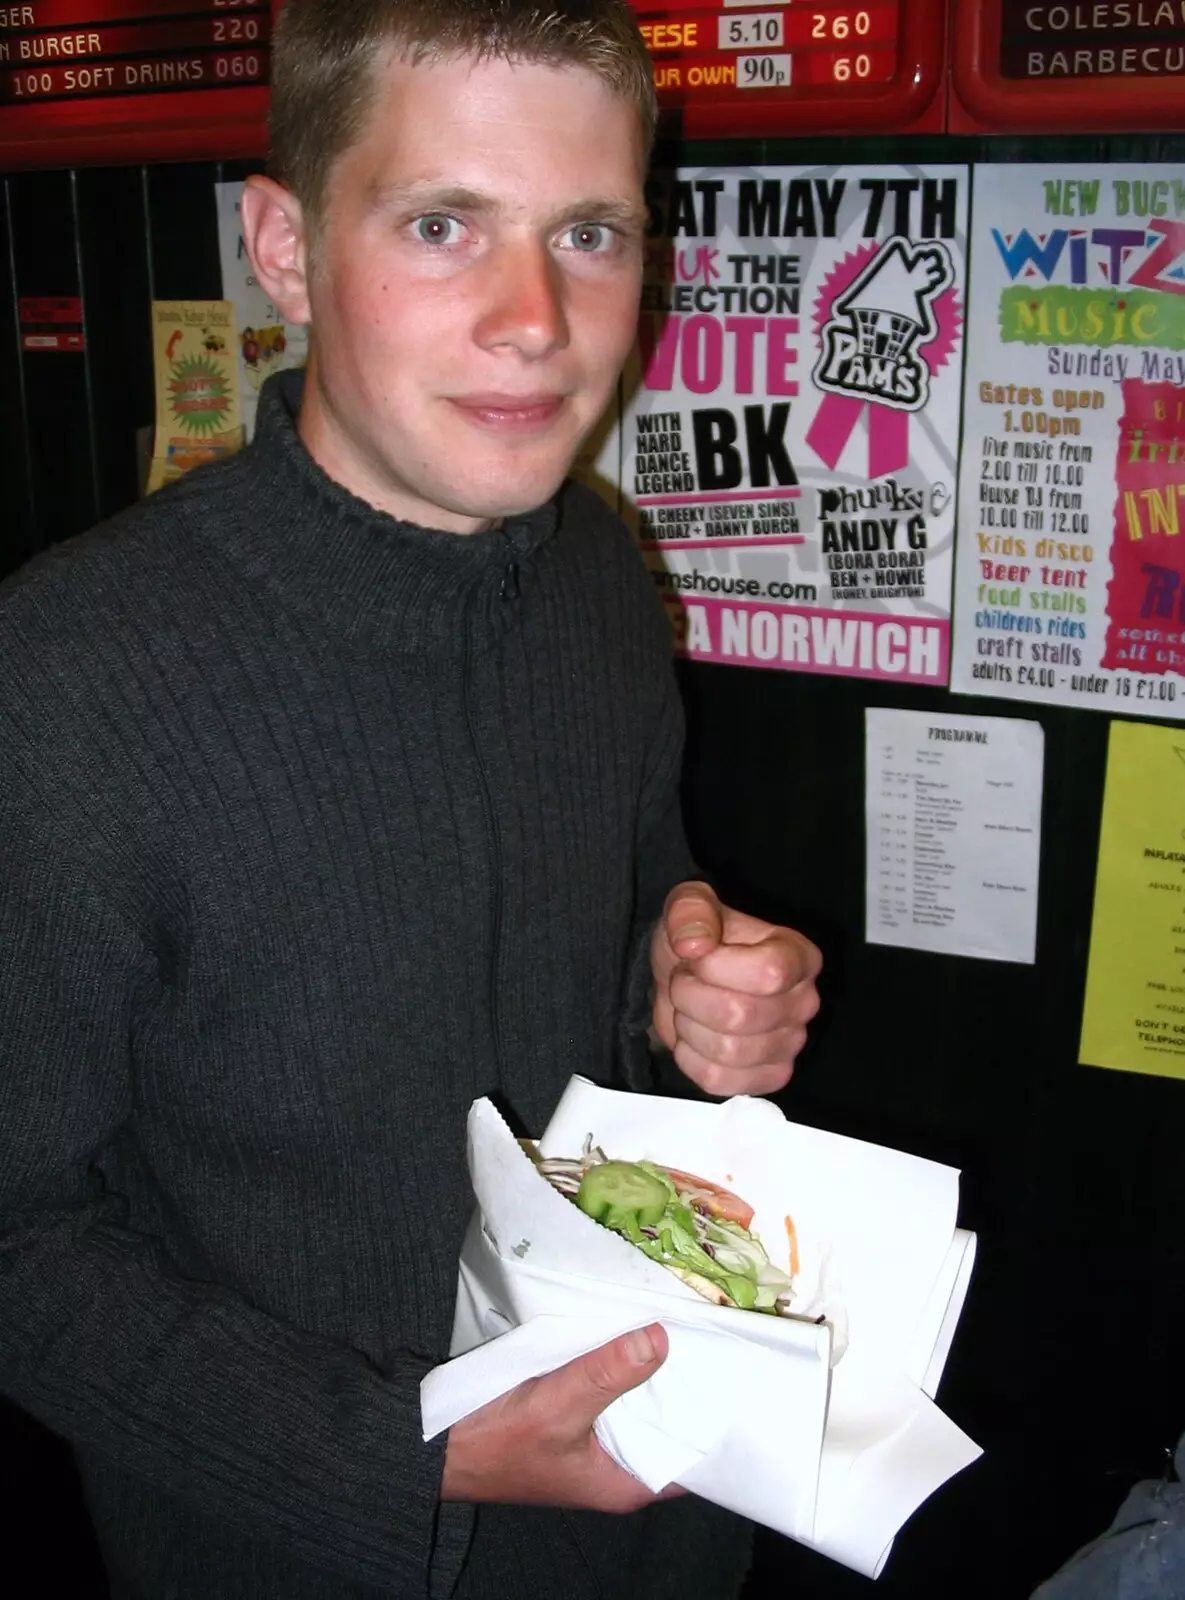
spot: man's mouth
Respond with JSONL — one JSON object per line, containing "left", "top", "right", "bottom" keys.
{"left": 448, "top": 393, "right": 567, "bottom": 431}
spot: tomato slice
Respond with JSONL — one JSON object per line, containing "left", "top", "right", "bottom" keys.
{"left": 657, "top": 1166, "right": 755, "bottom": 1229}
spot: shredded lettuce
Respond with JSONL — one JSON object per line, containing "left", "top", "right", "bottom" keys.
{"left": 571, "top": 1159, "right": 792, "bottom": 1314}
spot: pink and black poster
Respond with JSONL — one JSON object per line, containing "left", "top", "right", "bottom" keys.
{"left": 951, "top": 164, "right": 1185, "bottom": 716}
{"left": 598, "top": 165, "right": 967, "bottom": 683}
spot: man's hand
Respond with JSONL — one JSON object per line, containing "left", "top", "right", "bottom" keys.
{"left": 441, "top": 1324, "right": 683, "bottom": 1511}
{"left": 650, "top": 881, "right": 821, "bottom": 1097}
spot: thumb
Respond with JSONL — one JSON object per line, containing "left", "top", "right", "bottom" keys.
{"left": 664, "top": 880, "right": 723, "bottom": 961}
{"left": 547, "top": 1324, "right": 668, "bottom": 1434}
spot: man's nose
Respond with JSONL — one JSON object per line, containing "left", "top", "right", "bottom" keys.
{"left": 473, "top": 241, "right": 570, "bottom": 359}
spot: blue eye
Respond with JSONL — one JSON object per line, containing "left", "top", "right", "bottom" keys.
{"left": 414, "top": 214, "right": 461, "bottom": 245}
{"left": 565, "top": 222, "right": 611, "bottom": 253}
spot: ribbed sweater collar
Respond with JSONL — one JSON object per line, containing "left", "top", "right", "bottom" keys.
{"left": 200, "top": 368, "right": 560, "bottom": 654}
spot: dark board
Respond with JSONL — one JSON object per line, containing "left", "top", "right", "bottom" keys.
{"left": 0, "top": 0, "right": 270, "bottom": 169}
{"left": 952, "top": 0, "right": 1185, "bottom": 131}
{"left": 623, "top": 0, "right": 948, "bottom": 137}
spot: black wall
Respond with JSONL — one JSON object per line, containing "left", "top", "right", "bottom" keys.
{"left": 2, "top": 134, "right": 1183, "bottom": 1600}
{"left": 0, "top": 158, "right": 255, "bottom": 576}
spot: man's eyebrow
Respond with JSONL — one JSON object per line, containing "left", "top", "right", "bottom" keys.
{"left": 551, "top": 197, "right": 648, "bottom": 233}
{"left": 367, "top": 182, "right": 496, "bottom": 215}
{"left": 368, "top": 182, "right": 646, "bottom": 232}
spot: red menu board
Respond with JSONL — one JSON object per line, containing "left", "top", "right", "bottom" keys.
{"left": 951, "top": 0, "right": 1185, "bottom": 130}
{"left": 628, "top": 0, "right": 947, "bottom": 134}
{"left": 0, "top": 0, "right": 270, "bottom": 169}
{"left": 2, "top": 0, "right": 949, "bottom": 169}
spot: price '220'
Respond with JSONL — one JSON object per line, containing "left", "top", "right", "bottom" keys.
{"left": 213, "top": 16, "right": 261, "bottom": 40}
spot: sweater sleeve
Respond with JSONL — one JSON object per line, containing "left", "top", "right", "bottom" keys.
{"left": 0, "top": 807, "right": 461, "bottom": 1595}
{"left": 617, "top": 577, "right": 702, "bottom": 1087}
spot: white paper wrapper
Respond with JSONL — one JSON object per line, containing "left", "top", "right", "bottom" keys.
{"left": 421, "top": 1077, "right": 981, "bottom": 1578}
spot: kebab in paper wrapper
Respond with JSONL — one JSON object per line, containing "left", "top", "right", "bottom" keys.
{"left": 535, "top": 1142, "right": 810, "bottom": 1319}
{"left": 421, "top": 1077, "right": 982, "bottom": 1579}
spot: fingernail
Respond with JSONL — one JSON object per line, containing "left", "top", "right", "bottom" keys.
{"left": 675, "top": 922, "right": 711, "bottom": 942}
{"left": 624, "top": 1326, "right": 658, "bottom": 1365}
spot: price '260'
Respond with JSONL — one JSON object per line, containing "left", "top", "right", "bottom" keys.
{"left": 812, "top": 11, "right": 871, "bottom": 39}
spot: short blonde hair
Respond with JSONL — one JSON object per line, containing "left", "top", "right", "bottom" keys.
{"left": 269, "top": 0, "right": 656, "bottom": 236}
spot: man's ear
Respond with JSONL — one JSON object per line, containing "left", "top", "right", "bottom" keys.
{"left": 240, "top": 174, "right": 313, "bottom": 326}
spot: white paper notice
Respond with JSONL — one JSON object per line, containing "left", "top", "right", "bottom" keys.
{"left": 214, "top": 181, "right": 308, "bottom": 440}
{"left": 865, "top": 707, "right": 1044, "bottom": 963}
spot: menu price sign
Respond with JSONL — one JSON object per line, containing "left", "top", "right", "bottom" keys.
{"left": 951, "top": 0, "right": 1185, "bottom": 131}
{"left": 19, "top": 293, "right": 83, "bottom": 348}
{"left": 0, "top": 0, "right": 272, "bottom": 170}
{"left": 627, "top": 0, "right": 946, "bottom": 135}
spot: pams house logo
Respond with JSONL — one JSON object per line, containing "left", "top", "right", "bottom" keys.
{"left": 812, "top": 239, "right": 955, "bottom": 413}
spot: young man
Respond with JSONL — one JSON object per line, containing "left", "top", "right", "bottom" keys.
{"left": 0, "top": 2, "right": 820, "bottom": 1595}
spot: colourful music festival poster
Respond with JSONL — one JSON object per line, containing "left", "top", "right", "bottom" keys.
{"left": 951, "top": 164, "right": 1185, "bottom": 716}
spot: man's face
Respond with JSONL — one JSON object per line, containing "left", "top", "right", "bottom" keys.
{"left": 297, "top": 51, "right": 646, "bottom": 533}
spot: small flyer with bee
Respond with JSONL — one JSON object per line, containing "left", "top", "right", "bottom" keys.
{"left": 146, "top": 300, "right": 244, "bottom": 495}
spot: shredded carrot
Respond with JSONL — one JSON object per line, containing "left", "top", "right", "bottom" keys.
{"left": 784, "top": 1214, "right": 800, "bottom": 1279}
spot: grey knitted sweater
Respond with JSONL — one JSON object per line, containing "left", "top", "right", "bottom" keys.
{"left": 0, "top": 372, "right": 752, "bottom": 1599}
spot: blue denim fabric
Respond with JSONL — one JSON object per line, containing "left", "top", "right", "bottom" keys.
{"left": 1033, "top": 1435, "right": 1185, "bottom": 1600}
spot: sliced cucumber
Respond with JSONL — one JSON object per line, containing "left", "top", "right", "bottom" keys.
{"left": 576, "top": 1161, "right": 670, "bottom": 1230}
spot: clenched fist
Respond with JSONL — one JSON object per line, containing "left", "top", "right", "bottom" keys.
{"left": 650, "top": 881, "right": 821, "bottom": 1097}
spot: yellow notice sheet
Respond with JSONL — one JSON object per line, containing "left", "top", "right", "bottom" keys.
{"left": 1080, "top": 721, "right": 1185, "bottom": 1081}
{"left": 146, "top": 300, "right": 243, "bottom": 494}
